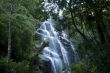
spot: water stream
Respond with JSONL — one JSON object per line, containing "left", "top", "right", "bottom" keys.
{"left": 37, "top": 17, "right": 79, "bottom": 73}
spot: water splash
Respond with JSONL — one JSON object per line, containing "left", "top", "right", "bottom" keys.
{"left": 37, "top": 17, "right": 80, "bottom": 73}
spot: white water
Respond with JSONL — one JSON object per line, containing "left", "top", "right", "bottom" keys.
{"left": 37, "top": 17, "right": 79, "bottom": 73}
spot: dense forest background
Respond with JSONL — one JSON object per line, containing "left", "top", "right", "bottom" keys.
{"left": 0, "top": 0, "right": 110, "bottom": 73}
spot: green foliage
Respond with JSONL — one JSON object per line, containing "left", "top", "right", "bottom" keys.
{"left": 0, "top": 8, "right": 36, "bottom": 61}
{"left": 11, "top": 9, "right": 36, "bottom": 61}
{"left": 76, "top": 41, "right": 110, "bottom": 73}
{"left": 0, "top": 0, "right": 47, "bottom": 61}
{"left": 0, "top": 58, "right": 29, "bottom": 73}
{"left": 0, "top": 0, "right": 110, "bottom": 73}
{"left": 0, "top": 0, "right": 46, "bottom": 72}
{"left": 49, "top": 0, "right": 110, "bottom": 73}
{"left": 71, "top": 61, "right": 97, "bottom": 73}
{"left": 0, "top": 57, "right": 43, "bottom": 73}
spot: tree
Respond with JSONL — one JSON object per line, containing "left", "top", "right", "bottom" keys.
{"left": 41, "top": 0, "right": 110, "bottom": 73}
{"left": 7, "top": 0, "right": 12, "bottom": 62}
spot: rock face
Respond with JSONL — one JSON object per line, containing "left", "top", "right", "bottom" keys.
{"left": 29, "top": 55, "right": 40, "bottom": 72}
{"left": 29, "top": 41, "right": 49, "bottom": 73}
{"left": 41, "top": 60, "right": 52, "bottom": 73}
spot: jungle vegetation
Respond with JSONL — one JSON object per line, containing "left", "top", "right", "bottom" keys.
{"left": 0, "top": 0, "right": 110, "bottom": 73}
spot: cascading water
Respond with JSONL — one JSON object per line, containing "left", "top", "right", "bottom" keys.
{"left": 36, "top": 16, "right": 80, "bottom": 73}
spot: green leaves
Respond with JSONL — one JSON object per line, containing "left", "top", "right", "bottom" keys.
{"left": 71, "top": 61, "right": 98, "bottom": 73}
{"left": 0, "top": 57, "right": 29, "bottom": 73}
{"left": 0, "top": 0, "right": 45, "bottom": 61}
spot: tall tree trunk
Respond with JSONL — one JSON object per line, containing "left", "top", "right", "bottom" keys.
{"left": 7, "top": 15, "right": 11, "bottom": 62}
{"left": 95, "top": 10, "right": 106, "bottom": 44}
{"left": 7, "top": 1, "right": 12, "bottom": 62}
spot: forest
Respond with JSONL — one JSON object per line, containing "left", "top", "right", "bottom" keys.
{"left": 0, "top": 0, "right": 110, "bottom": 73}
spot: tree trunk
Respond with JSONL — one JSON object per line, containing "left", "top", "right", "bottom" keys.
{"left": 7, "top": 1, "right": 12, "bottom": 62}
{"left": 7, "top": 15, "right": 11, "bottom": 62}
{"left": 95, "top": 10, "right": 106, "bottom": 44}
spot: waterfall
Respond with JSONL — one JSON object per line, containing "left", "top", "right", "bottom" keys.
{"left": 36, "top": 16, "right": 80, "bottom": 73}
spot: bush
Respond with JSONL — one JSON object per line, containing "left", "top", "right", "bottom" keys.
{"left": 0, "top": 58, "right": 29, "bottom": 73}
{"left": 71, "top": 61, "right": 97, "bottom": 73}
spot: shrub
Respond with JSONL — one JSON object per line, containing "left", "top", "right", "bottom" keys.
{"left": 0, "top": 58, "right": 29, "bottom": 73}
{"left": 71, "top": 61, "right": 97, "bottom": 73}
